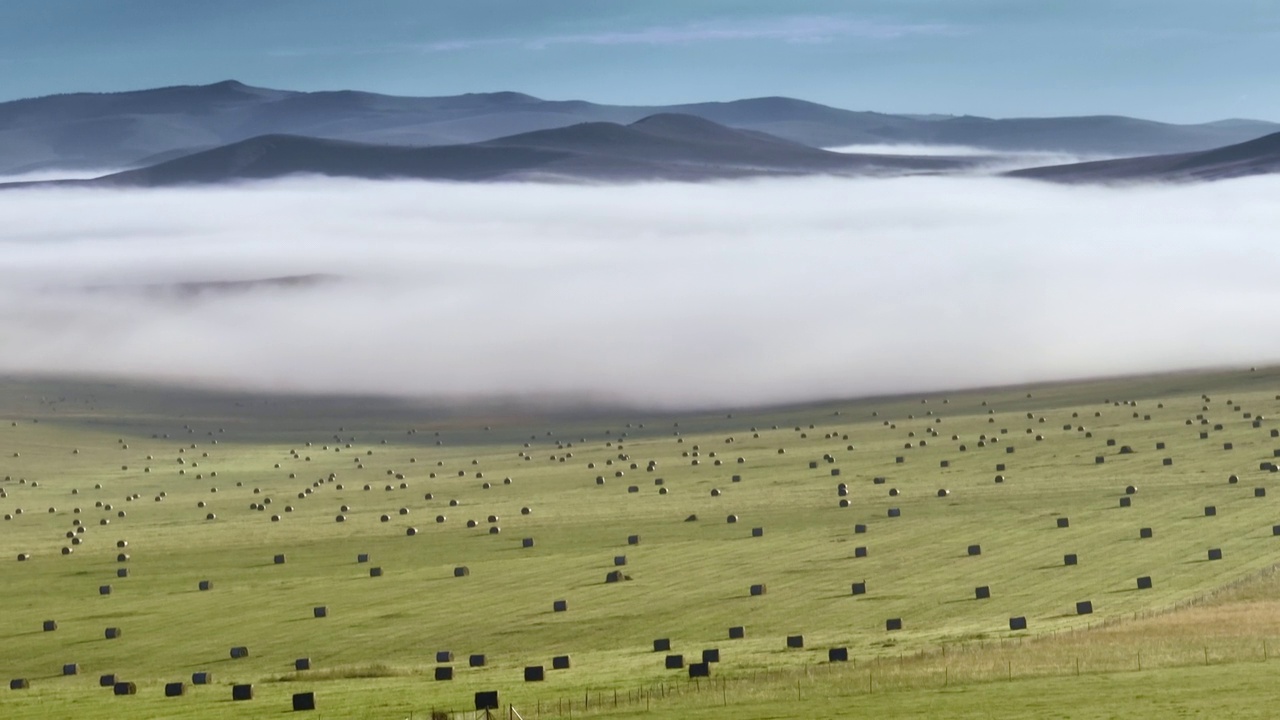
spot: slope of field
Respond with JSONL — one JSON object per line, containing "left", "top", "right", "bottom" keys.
{"left": 1, "top": 368, "right": 1280, "bottom": 717}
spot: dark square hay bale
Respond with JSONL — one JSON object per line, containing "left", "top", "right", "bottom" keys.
{"left": 165, "top": 682, "right": 185, "bottom": 697}
{"left": 1137, "top": 576, "right": 1153, "bottom": 590}
{"left": 42, "top": 620, "right": 57, "bottom": 632}
{"left": 198, "top": 580, "right": 212, "bottom": 591}
{"left": 232, "top": 684, "right": 253, "bottom": 701}
{"left": 295, "top": 658, "right": 311, "bottom": 671}
{"left": 357, "top": 553, "right": 369, "bottom": 563}
{"left": 1056, "top": 518, "right": 1069, "bottom": 528}
{"left": 702, "top": 648, "right": 720, "bottom": 663}
{"left": 828, "top": 647, "right": 849, "bottom": 662}
{"left": 313, "top": 606, "right": 327, "bottom": 618}
{"left": 1257, "top": 488, "right": 1268, "bottom": 497}
{"left": 1208, "top": 548, "right": 1223, "bottom": 560}
{"left": 524, "top": 666, "right": 545, "bottom": 682}
{"left": 967, "top": 544, "right": 981, "bottom": 556}
{"left": 475, "top": 691, "right": 499, "bottom": 711}
{"left": 729, "top": 626, "right": 746, "bottom": 639}
{"left": 105, "top": 627, "right": 121, "bottom": 639}
{"left": 1009, "top": 616, "right": 1027, "bottom": 631}
{"left": 654, "top": 638, "right": 671, "bottom": 652}
{"left": 522, "top": 538, "right": 535, "bottom": 548}
{"left": 1140, "top": 527, "right": 1153, "bottom": 539}
{"left": 665, "top": 654, "right": 684, "bottom": 669}
{"left": 469, "top": 654, "right": 486, "bottom": 667}
{"left": 752, "top": 527, "right": 764, "bottom": 537}
{"left": 1095, "top": 456, "right": 1105, "bottom": 464}
{"left": 369, "top": 567, "right": 383, "bottom": 577}
{"left": 552, "top": 655, "right": 571, "bottom": 670}
{"left": 436, "top": 651, "right": 453, "bottom": 663}
{"left": 996, "top": 463, "right": 1006, "bottom": 472}
{"left": 1076, "top": 601, "right": 1093, "bottom": 615}
{"left": 888, "top": 508, "right": 901, "bottom": 517}
{"left": 99, "top": 674, "right": 116, "bottom": 687}
{"left": 750, "top": 584, "right": 767, "bottom": 596}
{"left": 292, "top": 692, "right": 316, "bottom": 711}
{"left": 975, "top": 585, "right": 991, "bottom": 599}
{"left": 99, "top": 585, "right": 112, "bottom": 595}
{"left": 116, "top": 568, "right": 129, "bottom": 578}
{"left": 1064, "top": 554, "right": 1078, "bottom": 566}
{"left": 274, "top": 554, "right": 286, "bottom": 564}
{"left": 852, "top": 582, "right": 867, "bottom": 595}
{"left": 688, "top": 662, "right": 710, "bottom": 678}
{"left": 553, "top": 600, "right": 568, "bottom": 612}
{"left": 628, "top": 535, "right": 640, "bottom": 545}
{"left": 435, "top": 666, "right": 454, "bottom": 681}
{"left": 786, "top": 635, "right": 804, "bottom": 648}
{"left": 886, "top": 618, "right": 903, "bottom": 631}
{"left": 62, "top": 664, "right": 78, "bottom": 676}
{"left": 1205, "top": 506, "right": 1217, "bottom": 516}
{"left": 855, "top": 546, "right": 868, "bottom": 558}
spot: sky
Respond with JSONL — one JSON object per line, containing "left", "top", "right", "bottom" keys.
{"left": 0, "top": 1, "right": 1277, "bottom": 122}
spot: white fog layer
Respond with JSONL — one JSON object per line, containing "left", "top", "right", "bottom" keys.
{"left": 1, "top": 175, "right": 1277, "bottom": 408}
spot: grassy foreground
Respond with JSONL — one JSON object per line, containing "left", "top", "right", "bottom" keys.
{"left": 2, "top": 367, "right": 1280, "bottom": 718}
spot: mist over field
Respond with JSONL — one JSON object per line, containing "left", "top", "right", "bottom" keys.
{"left": 1, "top": 175, "right": 1278, "bottom": 409}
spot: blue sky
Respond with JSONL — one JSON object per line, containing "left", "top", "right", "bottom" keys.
{"left": 0, "top": 0, "right": 1277, "bottom": 122}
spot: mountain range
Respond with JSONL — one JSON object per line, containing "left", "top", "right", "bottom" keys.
{"left": 2, "top": 80, "right": 1279, "bottom": 186}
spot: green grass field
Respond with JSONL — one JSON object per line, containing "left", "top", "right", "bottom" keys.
{"left": 3, "top": 367, "right": 1280, "bottom": 718}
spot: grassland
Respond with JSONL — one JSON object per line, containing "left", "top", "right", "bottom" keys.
{"left": 2, "top": 367, "right": 1280, "bottom": 718}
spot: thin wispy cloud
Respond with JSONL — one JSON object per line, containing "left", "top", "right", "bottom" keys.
{"left": 417, "top": 16, "right": 959, "bottom": 53}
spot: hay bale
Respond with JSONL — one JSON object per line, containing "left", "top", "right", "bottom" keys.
{"left": 885, "top": 618, "right": 903, "bottom": 631}
{"left": 855, "top": 524, "right": 867, "bottom": 533}
{"left": 888, "top": 508, "right": 901, "bottom": 517}
{"left": 786, "top": 635, "right": 804, "bottom": 648}
{"left": 688, "top": 662, "right": 710, "bottom": 678}
{"left": 1257, "top": 487, "right": 1268, "bottom": 498}
{"left": 369, "top": 567, "right": 383, "bottom": 577}
{"left": 552, "top": 655, "right": 571, "bottom": 670}
{"left": 1009, "top": 616, "right": 1028, "bottom": 631}
{"left": 653, "top": 638, "right": 671, "bottom": 652}
{"left": 522, "top": 537, "right": 535, "bottom": 548}
{"left": 469, "top": 654, "right": 486, "bottom": 667}
{"left": 606, "top": 570, "right": 627, "bottom": 583}
{"left": 1076, "top": 600, "right": 1093, "bottom": 615}
{"left": 113, "top": 681, "right": 137, "bottom": 696}
{"left": 750, "top": 584, "right": 767, "bottom": 596}
{"left": 436, "top": 515, "right": 447, "bottom": 523}
{"left": 524, "top": 666, "right": 545, "bottom": 682}
{"left": 313, "top": 606, "right": 327, "bottom": 618}
{"left": 1119, "top": 497, "right": 1132, "bottom": 507}
{"left": 873, "top": 477, "right": 886, "bottom": 485}
{"left": 62, "top": 664, "right": 78, "bottom": 676}
{"left": 230, "top": 646, "right": 249, "bottom": 659}
{"left": 851, "top": 582, "right": 867, "bottom": 595}
{"left": 99, "top": 674, "right": 117, "bottom": 687}
{"left": 99, "top": 585, "right": 111, "bottom": 595}
{"left": 1140, "top": 527, "right": 1153, "bottom": 539}
{"left": 117, "top": 568, "right": 128, "bottom": 577}
{"left": 937, "top": 489, "right": 950, "bottom": 498}
{"left": 729, "top": 626, "right": 746, "bottom": 639}
{"left": 436, "top": 651, "right": 453, "bottom": 663}
{"left": 665, "top": 654, "right": 684, "bottom": 669}
{"left": 628, "top": 534, "right": 640, "bottom": 545}
{"left": 274, "top": 554, "right": 286, "bottom": 564}
{"left": 9, "top": 679, "right": 29, "bottom": 690}
{"left": 1064, "top": 554, "right": 1078, "bottom": 566}
{"left": 454, "top": 566, "right": 470, "bottom": 577}
{"left": 1208, "top": 548, "right": 1223, "bottom": 560}
{"left": 1056, "top": 517, "right": 1069, "bottom": 528}
{"left": 292, "top": 692, "right": 316, "bottom": 711}
{"left": 295, "top": 658, "right": 311, "bottom": 671}
{"left": 191, "top": 672, "right": 212, "bottom": 685}
{"left": 967, "top": 545, "right": 981, "bottom": 556}
{"left": 434, "top": 666, "right": 453, "bottom": 681}
{"left": 42, "top": 620, "right": 57, "bottom": 632}
{"left": 1205, "top": 506, "right": 1217, "bottom": 516}
{"left": 751, "top": 527, "right": 764, "bottom": 537}
{"left": 105, "top": 627, "right": 121, "bottom": 639}
{"left": 828, "top": 647, "right": 849, "bottom": 662}
{"left": 1137, "top": 576, "right": 1153, "bottom": 590}
{"left": 232, "top": 684, "right": 253, "bottom": 701}
{"left": 975, "top": 585, "right": 991, "bottom": 599}
{"left": 553, "top": 600, "right": 568, "bottom": 612}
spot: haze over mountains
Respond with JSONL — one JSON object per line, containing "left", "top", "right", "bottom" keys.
{"left": 2, "top": 80, "right": 1279, "bottom": 186}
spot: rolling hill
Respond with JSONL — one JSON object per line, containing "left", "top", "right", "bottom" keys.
{"left": 21, "top": 115, "right": 979, "bottom": 188}
{"left": 2, "top": 80, "right": 1275, "bottom": 174}
{"left": 1008, "top": 131, "right": 1280, "bottom": 183}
